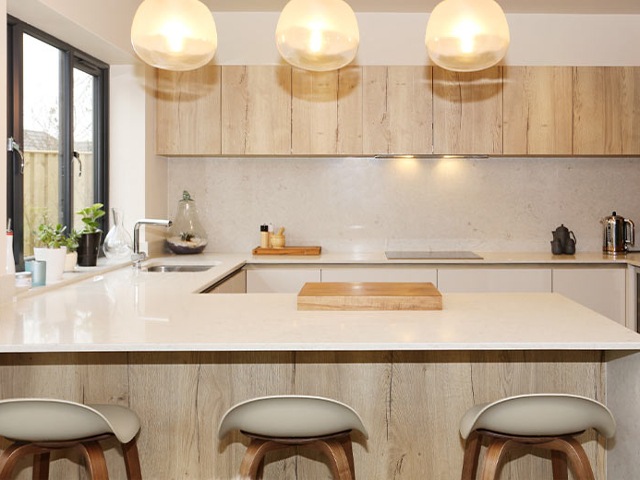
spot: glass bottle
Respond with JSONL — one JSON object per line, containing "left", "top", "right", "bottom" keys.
{"left": 167, "top": 191, "right": 208, "bottom": 254}
{"left": 103, "top": 208, "right": 133, "bottom": 260}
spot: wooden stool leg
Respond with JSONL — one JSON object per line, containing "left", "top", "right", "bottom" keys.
{"left": 551, "top": 450, "right": 568, "bottom": 480}
{"left": 461, "top": 432, "right": 482, "bottom": 480}
{"left": 122, "top": 438, "right": 142, "bottom": 480}
{"left": 479, "top": 438, "right": 516, "bottom": 480}
{"left": 239, "top": 439, "right": 286, "bottom": 480}
{"left": 32, "top": 452, "right": 51, "bottom": 480}
{"left": 339, "top": 434, "right": 356, "bottom": 478}
{"left": 543, "top": 438, "right": 595, "bottom": 480}
{"left": 77, "top": 441, "right": 109, "bottom": 480}
{"left": 315, "top": 438, "right": 353, "bottom": 480}
{"left": 0, "top": 443, "right": 47, "bottom": 480}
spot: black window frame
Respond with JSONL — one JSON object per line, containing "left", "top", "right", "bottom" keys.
{"left": 6, "top": 15, "right": 109, "bottom": 268}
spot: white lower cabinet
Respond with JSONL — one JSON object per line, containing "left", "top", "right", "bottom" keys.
{"left": 552, "top": 267, "right": 626, "bottom": 325}
{"left": 321, "top": 267, "right": 437, "bottom": 283}
{"left": 244, "top": 264, "right": 628, "bottom": 327}
{"left": 246, "top": 267, "right": 321, "bottom": 293}
{"left": 204, "top": 270, "right": 247, "bottom": 293}
{"left": 437, "top": 268, "right": 552, "bottom": 293}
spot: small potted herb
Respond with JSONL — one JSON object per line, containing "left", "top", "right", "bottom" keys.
{"left": 76, "top": 203, "right": 106, "bottom": 266}
{"left": 63, "top": 229, "right": 80, "bottom": 271}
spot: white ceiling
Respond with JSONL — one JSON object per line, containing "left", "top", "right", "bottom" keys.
{"left": 206, "top": 0, "right": 640, "bottom": 14}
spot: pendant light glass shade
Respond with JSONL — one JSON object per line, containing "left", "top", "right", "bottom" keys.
{"left": 131, "top": 0, "right": 217, "bottom": 71}
{"left": 425, "top": 0, "right": 510, "bottom": 72}
{"left": 276, "top": 0, "right": 359, "bottom": 72}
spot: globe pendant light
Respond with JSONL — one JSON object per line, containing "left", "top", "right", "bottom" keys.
{"left": 131, "top": 0, "right": 217, "bottom": 71}
{"left": 425, "top": 0, "right": 510, "bottom": 72}
{"left": 276, "top": 0, "right": 360, "bottom": 72}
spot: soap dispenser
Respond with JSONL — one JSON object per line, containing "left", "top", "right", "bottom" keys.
{"left": 167, "top": 191, "right": 208, "bottom": 254}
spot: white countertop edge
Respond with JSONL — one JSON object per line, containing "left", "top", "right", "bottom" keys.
{"left": 5, "top": 343, "right": 640, "bottom": 353}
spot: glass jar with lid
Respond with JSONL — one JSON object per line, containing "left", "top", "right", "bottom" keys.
{"left": 167, "top": 190, "right": 208, "bottom": 254}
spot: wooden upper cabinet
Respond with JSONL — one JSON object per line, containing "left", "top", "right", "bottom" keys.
{"left": 502, "top": 67, "right": 572, "bottom": 155}
{"left": 156, "top": 66, "right": 221, "bottom": 156}
{"left": 291, "top": 70, "right": 338, "bottom": 155}
{"left": 573, "top": 67, "right": 640, "bottom": 155}
{"left": 336, "top": 67, "right": 364, "bottom": 154}
{"left": 433, "top": 66, "right": 502, "bottom": 155}
{"left": 156, "top": 64, "right": 640, "bottom": 157}
{"left": 363, "top": 66, "right": 432, "bottom": 155}
{"left": 221, "top": 66, "right": 292, "bottom": 155}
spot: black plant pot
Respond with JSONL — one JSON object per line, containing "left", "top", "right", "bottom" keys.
{"left": 77, "top": 231, "right": 103, "bottom": 267}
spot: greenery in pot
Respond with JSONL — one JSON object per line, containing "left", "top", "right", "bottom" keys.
{"left": 64, "top": 229, "right": 81, "bottom": 253}
{"left": 36, "top": 222, "right": 68, "bottom": 249}
{"left": 77, "top": 203, "right": 106, "bottom": 234}
{"left": 76, "top": 203, "right": 106, "bottom": 266}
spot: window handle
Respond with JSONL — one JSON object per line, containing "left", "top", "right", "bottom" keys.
{"left": 7, "top": 137, "right": 24, "bottom": 175}
{"left": 72, "top": 151, "right": 82, "bottom": 177}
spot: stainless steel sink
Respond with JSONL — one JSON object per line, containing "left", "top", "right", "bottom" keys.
{"left": 143, "top": 264, "right": 218, "bottom": 273}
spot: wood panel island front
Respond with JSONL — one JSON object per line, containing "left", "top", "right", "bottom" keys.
{"left": 1, "top": 255, "right": 640, "bottom": 480}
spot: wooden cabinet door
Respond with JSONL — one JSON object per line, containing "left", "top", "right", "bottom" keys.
{"left": 573, "top": 67, "right": 640, "bottom": 155}
{"left": 221, "top": 66, "right": 292, "bottom": 155}
{"left": 433, "top": 66, "right": 502, "bottom": 154}
{"left": 363, "top": 66, "right": 432, "bottom": 155}
{"left": 156, "top": 66, "right": 221, "bottom": 155}
{"left": 291, "top": 69, "right": 338, "bottom": 154}
{"left": 503, "top": 67, "right": 572, "bottom": 155}
{"left": 552, "top": 267, "right": 626, "bottom": 325}
{"left": 437, "top": 267, "right": 551, "bottom": 293}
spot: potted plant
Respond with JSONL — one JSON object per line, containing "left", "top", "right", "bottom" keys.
{"left": 64, "top": 229, "right": 80, "bottom": 271}
{"left": 34, "top": 221, "right": 68, "bottom": 282}
{"left": 76, "top": 203, "right": 106, "bottom": 267}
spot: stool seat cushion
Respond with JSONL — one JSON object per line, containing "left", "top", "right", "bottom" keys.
{"left": 218, "top": 395, "right": 368, "bottom": 439}
{"left": 0, "top": 398, "right": 141, "bottom": 444}
{"left": 459, "top": 393, "right": 616, "bottom": 439}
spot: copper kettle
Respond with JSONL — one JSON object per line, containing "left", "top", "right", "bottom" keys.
{"left": 601, "top": 211, "right": 634, "bottom": 255}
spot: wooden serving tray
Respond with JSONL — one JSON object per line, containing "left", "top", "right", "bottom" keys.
{"left": 297, "top": 282, "right": 442, "bottom": 311}
{"left": 252, "top": 246, "right": 321, "bottom": 256}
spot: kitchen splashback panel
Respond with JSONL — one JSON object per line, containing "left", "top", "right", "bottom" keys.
{"left": 167, "top": 156, "right": 640, "bottom": 254}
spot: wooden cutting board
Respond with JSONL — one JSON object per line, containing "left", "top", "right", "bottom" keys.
{"left": 252, "top": 246, "right": 321, "bottom": 255}
{"left": 297, "top": 282, "right": 442, "bottom": 311}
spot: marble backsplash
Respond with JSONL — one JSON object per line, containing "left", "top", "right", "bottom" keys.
{"left": 166, "top": 156, "right": 640, "bottom": 254}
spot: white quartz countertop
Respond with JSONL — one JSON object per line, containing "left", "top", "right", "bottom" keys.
{"left": 245, "top": 250, "right": 640, "bottom": 266}
{"left": 2, "top": 252, "right": 640, "bottom": 353}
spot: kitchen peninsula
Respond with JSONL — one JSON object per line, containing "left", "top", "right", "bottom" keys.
{"left": 1, "top": 253, "right": 640, "bottom": 479}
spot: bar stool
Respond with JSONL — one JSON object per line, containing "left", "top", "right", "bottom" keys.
{"left": 459, "top": 393, "right": 616, "bottom": 480}
{"left": 0, "top": 398, "right": 142, "bottom": 480}
{"left": 218, "top": 395, "right": 367, "bottom": 480}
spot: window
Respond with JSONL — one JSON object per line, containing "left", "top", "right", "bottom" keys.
{"left": 6, "top": 17, "right": 109, "bottom": 266}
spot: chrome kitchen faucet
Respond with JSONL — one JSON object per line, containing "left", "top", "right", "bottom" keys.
{"left": 132, "top": 219, "right": 172, "bottom": 268}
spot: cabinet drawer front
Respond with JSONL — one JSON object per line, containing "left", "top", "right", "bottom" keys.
{"left": 246, "top": 268, "right": 321, "bottom": 293}
{"left": 438, "top": 268, "right": 551, "bottom": 293}
{"left": 321, "top": 267, "right": 437, "bottom": 284}
{"left": 552, "top": 267, "right": 626, "bottom": 325}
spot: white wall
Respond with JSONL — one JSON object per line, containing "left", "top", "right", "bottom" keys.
{"left": 167, "top": 156, "right": 640, "bottom": 254}
{"left": 213, "top": 12, "right": 640, "bottom": 66}
{"left": 110, "top": 64, "right": 168, "bottom": 254}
